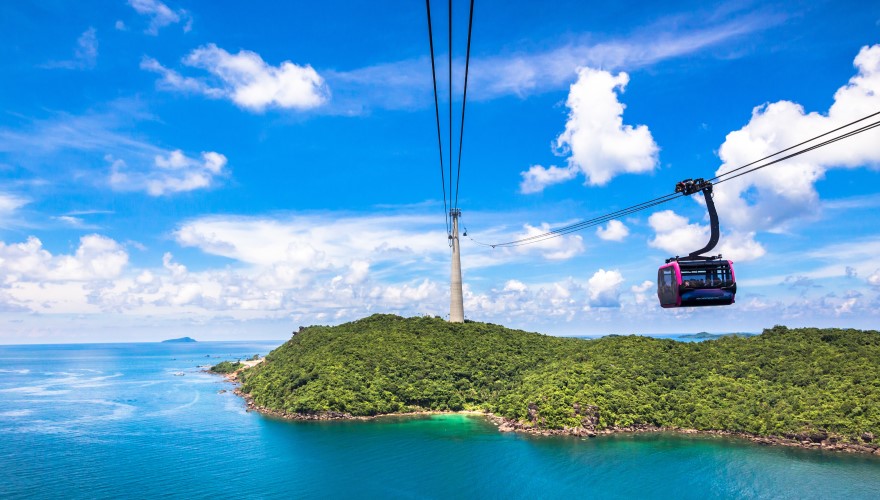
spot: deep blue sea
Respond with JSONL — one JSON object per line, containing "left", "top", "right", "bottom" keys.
{"left": 1, "top": 341, "right": 878, "bottom": 499}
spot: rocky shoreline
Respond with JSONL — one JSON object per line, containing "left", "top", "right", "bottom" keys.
{"left": 219, "top": 371, "right": 880, "bottom": 456}
{"left": 484, "top": 414, "right": 880, "bottom": 456}
{"left": 231, "top": 386, "right": 485, "bottom": 421}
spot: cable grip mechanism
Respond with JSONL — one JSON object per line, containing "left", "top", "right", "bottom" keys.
{"left": 672, "top": 177, "right": 721, "bottom": 260}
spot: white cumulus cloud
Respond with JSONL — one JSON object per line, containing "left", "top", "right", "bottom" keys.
{"left": 868, "top": 269, "right": 880, "bottom": 287}
{"left": 648, "top": 46, "right": 880, "bottom": 260}
{"left": 835, "top": 296, "right": 859, "bottom": 315}
{"left": 587, "top": 269, "right": 624, "bottom": 308}
{"left": 718, "top": 231, "right": 766, "bottom": 262}
{"left": 143, "top": 44, "right": 329, "bottom": 112}
{"left": 374, "top": 279, "right": 438, "bottom": 306}
{"left": 463, "top": 274, "right": 657, "bottom": 323}
{"left": 596, "top": 220, "right": 629, "bottom": 241}
{"left": 648, "top": 209, "right": 766, "bottom": 261}
{"left": 631, "top": 280, "right": 654, "bottom": 305}
{"left": 342, "top": 260, "right": 370, "bottom": 285}
{"left": 0, "top": 235, "right": 128, "bottom": 283}
{"left": 108, "top": 150, "right": 227, "bottom": 196}
{"left": 519, "top": 164, "right": 577, "bottom": 194}
{"left": 648, "top": 210, "right": 708, "bottom": 256}
{"left": 524, "top": 67, "right": 659, "bottom": 192}
{"left": 173, "top": 214, "right": 444, "bottom": 269}
{"left": 713, "top": 44, "right": 880, "bottom": 234}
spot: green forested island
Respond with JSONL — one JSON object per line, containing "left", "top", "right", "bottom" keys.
{"left": 231, "top": 314, "right": 879, "bottom": 450}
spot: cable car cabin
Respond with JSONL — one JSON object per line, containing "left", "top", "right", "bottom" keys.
{"left": 657, "top": 260, "right": 736, "bottom": 308}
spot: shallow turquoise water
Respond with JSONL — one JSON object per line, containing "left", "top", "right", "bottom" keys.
{"left": 1, "top": 342, "right": 878, "bottom": 499}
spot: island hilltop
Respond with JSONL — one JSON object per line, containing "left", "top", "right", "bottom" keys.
{"left": 162, "top": 337, "right": 197, "bottom": 343}
{"left": 217, "top": 314, "right": 880, "bottom": 455}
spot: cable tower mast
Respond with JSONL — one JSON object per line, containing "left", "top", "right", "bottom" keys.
{"left": 426, "top": 0, "right": 474, "bottom": 323}
{"left": 449, "top": 209, "right": 464, "bottom": 322}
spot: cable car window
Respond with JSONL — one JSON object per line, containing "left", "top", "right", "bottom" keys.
{"left": 680, "top": 264, "right": 732, "bottom": 288}
{"left": 658, "top": 267, "right": 676, "bottom": 304}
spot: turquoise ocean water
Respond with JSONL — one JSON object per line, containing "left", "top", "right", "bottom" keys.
{"left": 1, "top": 341, "right": 878, "bottom": 499}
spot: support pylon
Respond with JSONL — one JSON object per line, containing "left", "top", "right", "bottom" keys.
{"left": 450, "top": 209, "right": 464, "bottom": 323}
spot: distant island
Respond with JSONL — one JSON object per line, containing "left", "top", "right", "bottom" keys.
{"left": 213, "top": 315, "right": 879, "bottom": 455}
{"left": 677, "top": 332, "right": 756, "bottom": 340}
{"left": 161, "top": 337, "right": 197, "bottom": 343}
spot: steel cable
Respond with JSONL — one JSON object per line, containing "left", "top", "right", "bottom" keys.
{"left": 488, "top": 112, "right": 880, "bottom": 247}
{"left": 454, "top": 0, "right": 474, "bottom": 210}
{"left": 425, "top": 0, "right": 450, "bottom": 234}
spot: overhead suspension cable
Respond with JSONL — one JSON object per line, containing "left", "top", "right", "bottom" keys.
{"left": 713, "top": 118, "right": 880, "bottom": 186}
{"left": 425, "top": 0, "right": 449, "bottom": 235}
{"left": 488, "top": 193, "right": 684, "bottom": 248}
{"left": 708, "top": 109, "right": 880, "bottom": 184}
{"left": 454, "top": 0, "right": 475, "bottom": 211}
{"left": 448, "top": 0, "right": 453, "bottom": 217}
{"left": 488, "top": 111, "right": 880, "bottom": 248}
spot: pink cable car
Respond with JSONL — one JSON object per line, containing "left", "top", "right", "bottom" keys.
{"left": 657, "top": 179, "right": 737, "bottom": 308}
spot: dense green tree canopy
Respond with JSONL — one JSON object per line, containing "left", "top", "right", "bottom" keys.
{"left": 238, "top": 315, "right": 880, "bottom": 442}
{"left": 210, "top": 360, "right": 244, "bottom": 374}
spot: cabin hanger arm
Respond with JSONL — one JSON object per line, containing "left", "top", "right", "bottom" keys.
{"left": 666, "top": 178, "right": 721, "bottom": 262}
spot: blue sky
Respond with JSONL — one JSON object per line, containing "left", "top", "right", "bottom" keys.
{"left": 2, "top": 0, "right": 880, "bottom": 343}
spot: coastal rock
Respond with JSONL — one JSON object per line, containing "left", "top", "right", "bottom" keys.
{"left": 861, "top": 432, "right": 874, "bottom": 443}
{"left": 579, "top": 405, "right": 600, "bottom": 430}
{"left": 527, "top": 403, "right": 538, "bottom": 423}
{"left": 471, "top": 418, "right": 880, "bottom": 456}
{"left": 808, "top": 431, "right": 828, "bottom": 443}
